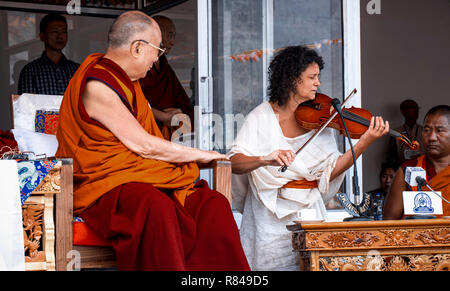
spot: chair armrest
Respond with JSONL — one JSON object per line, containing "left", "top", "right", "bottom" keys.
{"left": 55, "top": 158, "right": 73, "bottom": 271}
{"left": 198, "top": 159, "right": 232, "bottom": 206}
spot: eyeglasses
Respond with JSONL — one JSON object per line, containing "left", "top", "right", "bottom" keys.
{"left": 133, "top": 39, "right": 166, "bottom": 57}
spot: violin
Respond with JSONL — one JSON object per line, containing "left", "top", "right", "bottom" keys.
{"left": 278, "top": 89, "right": 419, "bottom": 173}
{"left": 295, "top": 92, "right": 420, "bottom": 150}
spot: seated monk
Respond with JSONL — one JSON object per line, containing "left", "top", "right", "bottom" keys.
{"left": 55, "top": 11, "right": 249, "bottom": 271}
{"left": 383, "top": 105, "right": 450, "bottom": 219}
{"left": 139, "top": 15, "right": 194, "bottom": 141}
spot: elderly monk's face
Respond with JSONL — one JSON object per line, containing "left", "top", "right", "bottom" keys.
{"left": 423, "top": 114, "right": 450, "bottom": 159}
{"left": 134, "top": 29, "right": 162, "bottom": 79}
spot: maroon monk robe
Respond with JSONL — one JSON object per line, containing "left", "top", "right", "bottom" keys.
{"left": 140, "top": 55, "right": 194, "bottom": 140}
{"left": 80, "top": 180, "right": 250, "bottom": 271}
{"left": 0, "top": 130, "right": 18, "bottom": 156}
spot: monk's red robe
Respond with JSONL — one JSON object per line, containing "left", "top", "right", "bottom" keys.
{"left": 56, "top": 54, "right": 249, "bottom": 271}
{"left": 140, "top": 55, "right": 194, "bottom": 140}
{"left": 0, "top": 130, "right": 18, "bottom": 156}
{"left": 403, "top": 155, "right": 450, "bottom": 217}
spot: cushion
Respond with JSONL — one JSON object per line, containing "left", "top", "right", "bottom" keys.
{"left": 11, "top": 128, "right": 58, "bottom": 158}
{"left": 73, "top": 221, "right": 112, "bottom": 247}
{"left": 35, "top": 110, "right": 59, "bottom": 135}
{"left": 13, "top": 94, "right": 63, "bottom": 132}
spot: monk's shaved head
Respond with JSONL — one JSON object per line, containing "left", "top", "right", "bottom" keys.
{"left": 424, "top": 105, "right": 450, "bottom": 124}
{"left": 108, "top": 11, "right": 157, "bottom": 48}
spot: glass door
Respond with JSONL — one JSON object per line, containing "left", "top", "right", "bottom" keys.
{"left": 198, "top": 0, "right": 344, "bottom": 151}
{"left": 197, "top": 0, "right": 269, "bottom": 153}
{"left": 197, "top": 0, "right": 346, "bottom": 203}
{"left": 196, "top": 0, "right": 269, "bottom": 183}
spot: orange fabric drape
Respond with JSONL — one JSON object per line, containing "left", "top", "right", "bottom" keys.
{"left": 56, "top": 54, "right": 199, "bottom": 215}
{"left": 283, "top": 179, "right": 318, "bottom": 189}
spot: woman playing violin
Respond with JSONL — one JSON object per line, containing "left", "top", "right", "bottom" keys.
{"left": 227, "top": 45, "right": 389, "bottom": 271}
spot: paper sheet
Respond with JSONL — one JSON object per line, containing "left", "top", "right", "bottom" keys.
{"left": 0, "top": 160, "right": 25, "bottom": 271}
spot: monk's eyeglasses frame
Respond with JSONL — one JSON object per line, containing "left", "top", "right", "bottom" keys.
{"left": 133, "top": 39, "right": 166, "bottom": 57}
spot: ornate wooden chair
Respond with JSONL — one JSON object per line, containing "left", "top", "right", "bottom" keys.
{"left": 11, "top": 94, "right": 232, "bottom": 271}
{"left": 56, "top": 159, "right": 231, "bottom": 270}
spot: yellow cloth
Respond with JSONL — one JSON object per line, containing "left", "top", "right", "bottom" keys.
{"left": 56, "top": 54, "right": 199, "bottom": 215}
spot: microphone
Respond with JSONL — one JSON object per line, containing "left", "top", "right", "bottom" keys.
{"left": 415, "top": 176, "right": 428, "bottom": 188}
{"left": 404, "top": 167, "right": 427, "bottom": 189}
{"left": 404, "top": 166, "right": 450, "bottom": 204}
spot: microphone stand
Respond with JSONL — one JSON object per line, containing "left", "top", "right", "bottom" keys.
{"left": 331, "top": 98, "right": 372, "bottom": 221}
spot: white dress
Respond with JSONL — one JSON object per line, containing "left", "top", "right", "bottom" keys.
{"left": 227, "top": 102, "right": 345, "bottom": 271}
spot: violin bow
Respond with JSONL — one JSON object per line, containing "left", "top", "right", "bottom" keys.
{"left": 279, "top": 88, "right": 358, "bottom": 173}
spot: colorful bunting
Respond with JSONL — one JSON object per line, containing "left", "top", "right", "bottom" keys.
{"left": 166, "top": 38, "right": 343, "bottom": 64}
{"left": 228, "top": 38, "right": 343, "bottom": 63}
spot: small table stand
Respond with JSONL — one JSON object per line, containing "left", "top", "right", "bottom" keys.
{"left": 287, "top": 219, "right": 450, "bottom": 271}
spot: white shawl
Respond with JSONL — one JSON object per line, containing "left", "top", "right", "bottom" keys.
{"left": 228, "top": 102, "right": 345, "bottom": 219}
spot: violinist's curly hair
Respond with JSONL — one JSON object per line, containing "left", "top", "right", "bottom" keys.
{"left": 268, "top": 46, "right": 324, "bottom": 107}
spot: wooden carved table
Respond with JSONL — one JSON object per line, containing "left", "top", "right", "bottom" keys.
{"left": 21, "top": 160, "right": 61, "bottom": 271}
{"left": 287, "top": 219, "right": 450, "bottom": 271}
{"left": 21, "top": 159, "right": 73, "bottom": 271}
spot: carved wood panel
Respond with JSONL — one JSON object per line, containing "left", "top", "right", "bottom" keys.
{"left": 22, "top": 161, "right": 61, "bottom": 271}
{"left": 292, "top": 227, "right": 450, "bottom": 250}
{"left": 22, "top": 203, "right": 45, "bottom": 263}
{"left": 290, "top": 220, "right": 450, "bottom": 271}
{"left": 319, "top": 254, "right": 450, "bottom": 271}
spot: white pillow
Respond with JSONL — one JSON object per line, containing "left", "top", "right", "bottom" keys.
{"left": 11, "top": 128, "right": 58, "bottom": 158}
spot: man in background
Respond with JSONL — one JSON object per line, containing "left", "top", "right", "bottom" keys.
{"left": 388, "top": 99, "right": 424, "bottom": 165}
{"left": 18, "top": 13, "right": 79, "bottom": 95}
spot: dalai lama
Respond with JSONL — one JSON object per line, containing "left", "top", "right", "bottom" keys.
{"left": 55, "top": 11, "right": 249, "bottom": 271}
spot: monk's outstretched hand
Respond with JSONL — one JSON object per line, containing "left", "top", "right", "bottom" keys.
{"left": 197, "top": 150, "right": 228, "bottom": 163}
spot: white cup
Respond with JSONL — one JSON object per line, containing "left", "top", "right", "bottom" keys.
{"left": 297, "top": 209, "right": 317, "bottom": 221}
